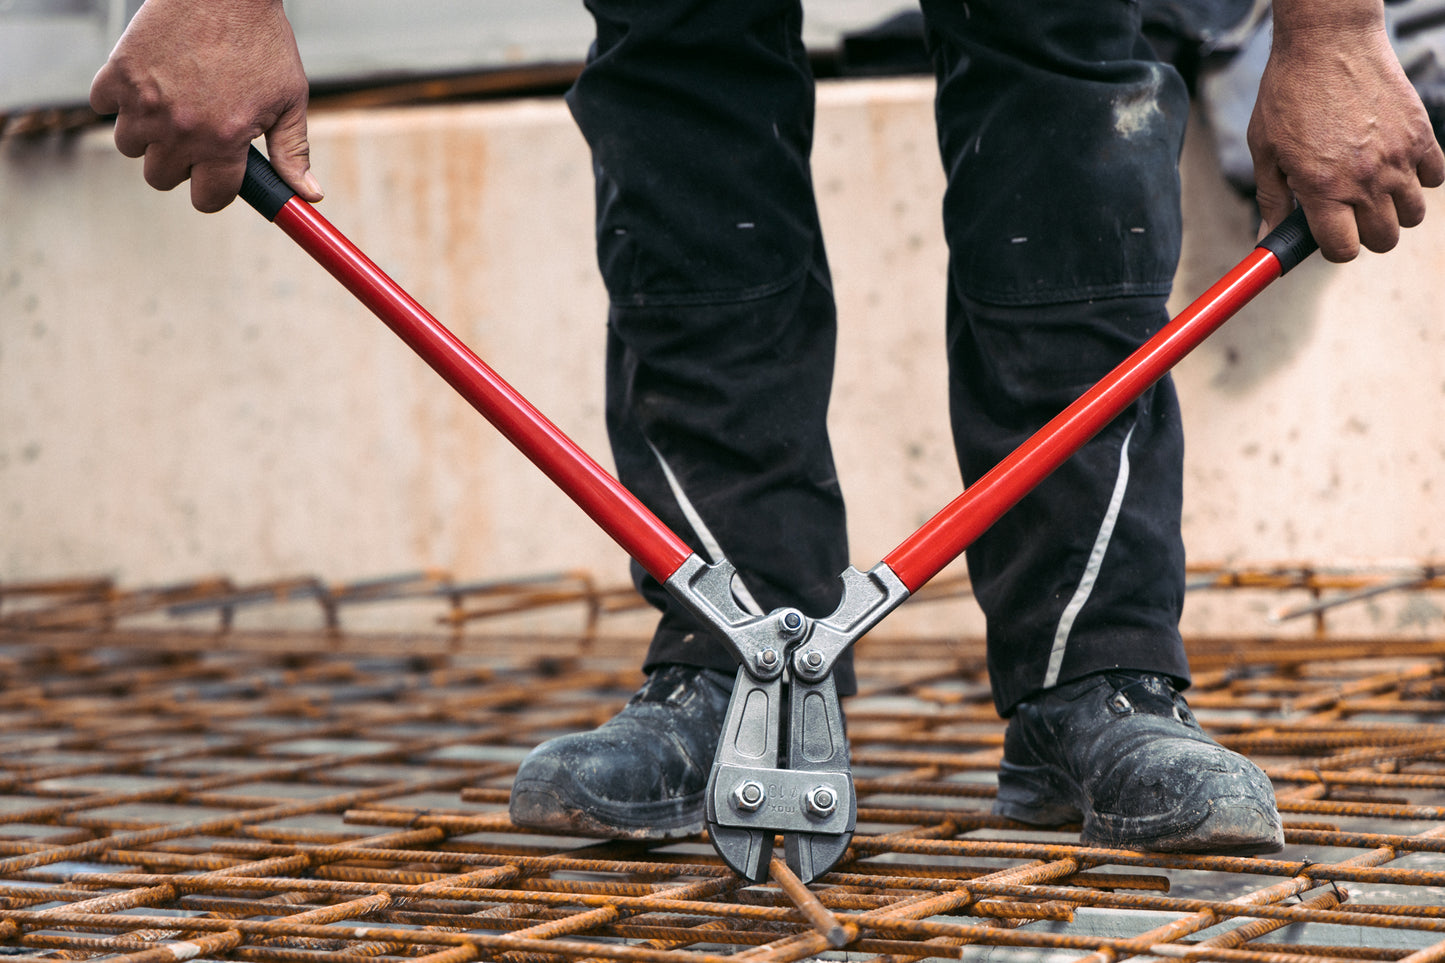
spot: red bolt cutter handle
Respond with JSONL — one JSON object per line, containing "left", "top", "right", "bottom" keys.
{"left": 883, "top": 209, "right": 1317, "bottom": 593}
{"left": 241, "top": 144, "right": 1316, "bottom": 601}
{"left": 239, "top": 147, "right": 693, "bottom": 584}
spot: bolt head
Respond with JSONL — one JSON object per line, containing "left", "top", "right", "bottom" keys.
{"left": 777, "top": 609, "right": 807, "bottom": 642}
{"left": 756, "top": 648, "right": 779, "bottom": 670}
{"left": 803, "top": 649, "right": 824, "bottom": 670}
{"left": 805, "top": 786, "right": 837, "bottom": 819}
{"left": 732, "top": 780, "right": 766, "bottom": 813}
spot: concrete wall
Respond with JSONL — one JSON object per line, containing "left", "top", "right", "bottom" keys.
{"left": 3, "top": 78, "right": 1444, "bottom": 637}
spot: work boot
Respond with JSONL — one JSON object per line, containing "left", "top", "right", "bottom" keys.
{"left": 508, "top": 663, "right": 732, "bottom": 840}
{"left": 994, "top": 671, "right": 1284, "bottom": 854}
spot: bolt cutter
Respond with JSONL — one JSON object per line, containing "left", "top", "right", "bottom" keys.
{"left": 236, "top": 147, "right": 1316, "bottom": 884}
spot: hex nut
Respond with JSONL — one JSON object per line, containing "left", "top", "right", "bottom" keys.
{"left": 805, "top": 786, "right": 837, "bottom": 819}
{"left": 732, "top": 780, "right": 766, "bottom": 813}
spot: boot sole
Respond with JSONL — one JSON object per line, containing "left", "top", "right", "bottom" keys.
{"left": 509, "top": 780, "right": 705, "bottom": 841}
{"left": 994, "top": 759, "right": 1284, "bottom": 856}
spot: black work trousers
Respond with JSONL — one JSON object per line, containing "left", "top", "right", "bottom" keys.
{"left": 569, "top": 0, "right": 1194, "bottom": 714}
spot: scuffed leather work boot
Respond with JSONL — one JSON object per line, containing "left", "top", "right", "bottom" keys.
{"left": 994, "top": 671, "right": 1284, "bottom": 855}
{"left": 509, "top": 663, "right": 732, "bottom": 839}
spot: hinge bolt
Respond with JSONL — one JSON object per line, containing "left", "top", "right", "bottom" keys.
{"left": 778, "top": 609, "right": 807, "bottom": 642}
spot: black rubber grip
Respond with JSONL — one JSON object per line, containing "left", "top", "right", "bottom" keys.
{"left": 1257, "top": 206, "right": 1318, "bottom": 275}
{"left": 239, "top": 145, "right": 297, "bottom": 221}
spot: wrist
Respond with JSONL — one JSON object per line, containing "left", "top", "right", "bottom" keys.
{"left": 1271, "top": 0, "right": 1384, "bottom": 39}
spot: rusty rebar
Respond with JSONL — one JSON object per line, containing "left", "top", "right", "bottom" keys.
{"left": 0, "top": 565, "right": 1441, "bottom": 963}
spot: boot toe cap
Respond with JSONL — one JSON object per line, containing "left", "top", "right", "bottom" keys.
{"left": 1085, "top": 742, "right": 1283, "bottom": 854}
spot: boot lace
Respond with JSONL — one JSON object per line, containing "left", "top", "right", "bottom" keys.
{"left": 1103, "top": 672, "right": 1195, "bottom": 726}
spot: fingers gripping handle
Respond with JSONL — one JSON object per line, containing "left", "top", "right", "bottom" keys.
{"left": 240, "top": 146, "right": 297, "bottom": 221}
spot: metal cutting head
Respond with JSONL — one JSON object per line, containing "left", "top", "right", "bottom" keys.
{"left": 665, "top": 556, "right": 909, "bottom": 883}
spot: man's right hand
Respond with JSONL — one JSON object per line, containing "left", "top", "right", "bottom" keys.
{"left": 89, "top": 0, "right": 322, "bottom": 213}
{"left": 1249, "top": 1, "right": 1445, "bottom": 261}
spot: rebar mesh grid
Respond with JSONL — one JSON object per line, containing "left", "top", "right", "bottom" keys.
{"left": 0, "top": 564, "right": 1442, "bottom": 962}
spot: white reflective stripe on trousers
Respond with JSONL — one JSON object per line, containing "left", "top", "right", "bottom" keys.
{"left": 1043, "top": 422, "right": 1136, "bottom": 689}
{"left": 648, "top": 440, "right": 764, "bottom": 616}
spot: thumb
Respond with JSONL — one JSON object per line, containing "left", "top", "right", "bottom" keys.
{"left": 264, "top": 104, "right": 323, "bottom": 203}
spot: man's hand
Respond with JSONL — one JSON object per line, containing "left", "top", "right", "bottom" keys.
{"left": 1248, "top": 2, "right": 1445, "bottom": 262}
{"left": 89, "top": 0, "right": 322, "bottom": 213}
